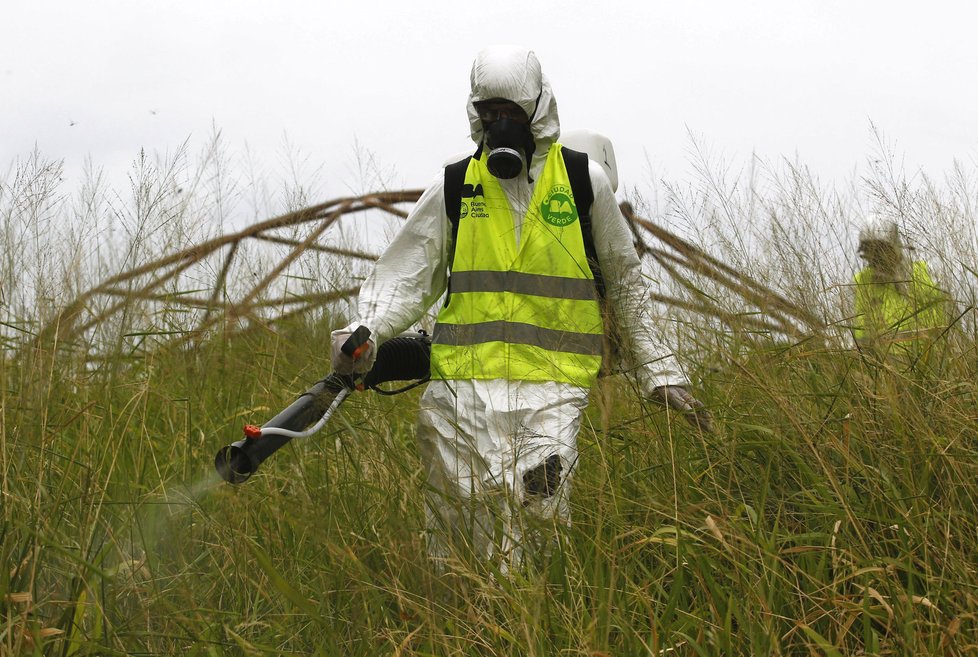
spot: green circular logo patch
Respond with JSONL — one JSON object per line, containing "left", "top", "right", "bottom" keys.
{"left": 540, "top": 185, "right": 578, "bottom": 227}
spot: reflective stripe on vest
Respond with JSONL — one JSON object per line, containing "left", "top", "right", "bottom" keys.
{"left": 433, "top": 321, "right": 604, "bottom": 356}
{"left": 431, "top": 143, "right": 604, "bottom": 386}
{"left": 448, "top": 270, "right": 598, "bottom": 300}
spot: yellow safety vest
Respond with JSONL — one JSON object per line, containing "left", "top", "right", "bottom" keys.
{"left": 431, "top": 143, "right": 604, "bottom": 386}
{"left": 853, "top": 260, "right": 948, "bottom": 356}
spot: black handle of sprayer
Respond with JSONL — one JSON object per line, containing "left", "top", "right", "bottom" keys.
{"left": 341, "top": 326, "right": 372, "bottom": 361}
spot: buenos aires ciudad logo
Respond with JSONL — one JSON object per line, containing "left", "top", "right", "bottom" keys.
{"left": 540, "top": 184, "right": 578, "bottom": 227}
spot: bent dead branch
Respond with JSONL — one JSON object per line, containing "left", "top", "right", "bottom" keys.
{"left": 37, "top": 190, "right": 824, "bottom": 360}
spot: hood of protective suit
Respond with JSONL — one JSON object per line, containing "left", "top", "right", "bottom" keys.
{"left": 466, "top": 46, "right": 560, "bottom": 158}
{"left": 858, "top": 213, "right": 904, "bottom": 251}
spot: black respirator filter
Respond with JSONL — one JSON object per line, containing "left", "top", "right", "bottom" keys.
{"left": 485, "top": 118, "right": 533, "bottom": 180}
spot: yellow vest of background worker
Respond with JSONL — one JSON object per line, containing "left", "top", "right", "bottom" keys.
{"left": 853, "top": 260, "right": 949, "bottom": 360}
{"left": 431, "top": 143, "right": 604, "bottom": 387}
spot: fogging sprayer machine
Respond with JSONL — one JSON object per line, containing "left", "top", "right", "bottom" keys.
{"left": 214, "top": 327, "right": 431, "bottom": 484}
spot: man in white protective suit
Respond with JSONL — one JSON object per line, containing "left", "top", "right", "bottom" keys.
{"left": 332, "top": 46, "right": 711, "bottom": 570}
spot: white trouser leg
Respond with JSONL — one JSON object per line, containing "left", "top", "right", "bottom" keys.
{"left": 416, "top": 380, "right": 588, "bottom": 569}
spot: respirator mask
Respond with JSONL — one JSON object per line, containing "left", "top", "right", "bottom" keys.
{"left": 484, "top": 118, "right": 534, "bottom": 180}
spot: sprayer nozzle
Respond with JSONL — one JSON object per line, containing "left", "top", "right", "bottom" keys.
{"left": 214, "top": 444, "right": 256, "bottom": 484}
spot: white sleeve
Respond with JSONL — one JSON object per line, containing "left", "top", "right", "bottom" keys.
{"left": 588, "top": 161, "right": 689, "bottom": 393}
{"left": 352, "top": 172, "right": 450, "bottom": 345}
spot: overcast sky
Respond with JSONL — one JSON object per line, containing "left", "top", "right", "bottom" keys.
{"left": 4, "top": 0, "right": 977, "bottom": 208}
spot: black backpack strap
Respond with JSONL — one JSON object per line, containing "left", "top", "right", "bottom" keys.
{"left": 443, "top": 155, "right": 472, "bottom": 307}
{"left": 444, "top": 156, "right": 471, "bottom": 229}
{"left": 561, "top": 146, "right": 605, "bottom": 301}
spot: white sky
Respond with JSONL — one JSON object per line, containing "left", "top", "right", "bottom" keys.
{"left": 3, "top": 0, "right": 978, "bottom": 206}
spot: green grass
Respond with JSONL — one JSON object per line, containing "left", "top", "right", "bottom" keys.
{"left": 3, "top": 316, "right": 977, "bottom": 656}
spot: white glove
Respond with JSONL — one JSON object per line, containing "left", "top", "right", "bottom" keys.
{"left": 330, "top": 329, "right": 376, "bottom": 375}
{"left": 650, "top": 385, "right": 714, "bottom": 433}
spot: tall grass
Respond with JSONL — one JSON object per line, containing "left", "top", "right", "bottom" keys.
{"left": 2, "top": 135, "right": 977, "bottom": 655}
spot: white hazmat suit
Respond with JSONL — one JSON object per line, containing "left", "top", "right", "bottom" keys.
{"left": 334, "top": 46, "right": 688, "bottom": 568}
